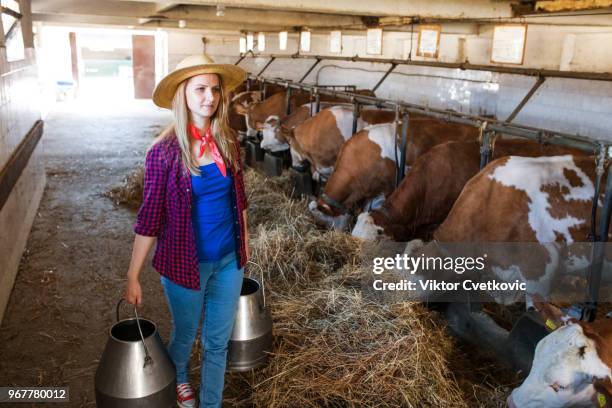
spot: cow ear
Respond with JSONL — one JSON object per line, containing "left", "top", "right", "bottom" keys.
{"left": 278, "top": 126, "right": 290, "bottom": 143}
{"left": 533, "top": 297, "right": 567, "bottom": 330}
{"left": 233, "top": 103, "right": 248, "bottom": 115}
{"left": 593, "top": 378, "right": 612, "bottom": 408}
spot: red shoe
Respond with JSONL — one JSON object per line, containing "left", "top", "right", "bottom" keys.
{"left": 176, "top": 383, "right": 196, "bottom": 408}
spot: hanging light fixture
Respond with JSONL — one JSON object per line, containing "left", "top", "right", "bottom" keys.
{"left": 279, "top": 31, "right": 288, "bottom": 51}
{"left": 216, "top": 4, "right": 225, "bottom": 17}
{"left": 178, "top": 19, "right": 187, "bottom": 28}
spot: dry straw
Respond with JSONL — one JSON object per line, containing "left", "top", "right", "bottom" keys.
{"left": 223, "top": 169, "right": 499, "bottom": 407}
{"left": 103, "top": 166, "right": 144, "bottom": 208}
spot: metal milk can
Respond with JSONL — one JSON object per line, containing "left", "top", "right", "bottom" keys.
{"left": 95, "top": 300, "right": 176, "bottom": 407}
{"left": 227, "top": 273, "right": 273, "bottom": 371}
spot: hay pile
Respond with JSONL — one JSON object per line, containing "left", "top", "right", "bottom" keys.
{"left": 223, "top": 169, "right": 479, "bottom": 407}
{"left": 104, "top": 166, "right": 144, "bottom": 209}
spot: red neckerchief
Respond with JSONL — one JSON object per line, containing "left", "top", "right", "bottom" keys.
{"left": 188, "top": 123, "right": 227, "bottom": 177}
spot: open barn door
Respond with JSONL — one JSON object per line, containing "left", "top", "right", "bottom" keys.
{"left": 132, "top": 35, "right": 155, "bottom": 99}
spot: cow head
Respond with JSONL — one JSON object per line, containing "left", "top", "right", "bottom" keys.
{"left": 351, "top": 196, "right": 389, "bottom": 240}
{"left": 307, "top": 200, "right": 351, "bottom": 231}
{"left": 508, "top": 302, "right": 612, "bottom": 408}
{"left": 316, "top": 195, "right": 346, "bottom": 217}
{"left": 352, "top": 212, "right": 384, "bottom": 240}
{"left": 260, "top": 115, "right": 289, "bottom": 152}
{"left": 231, "top": 91, "right": 261, "bottom": 116}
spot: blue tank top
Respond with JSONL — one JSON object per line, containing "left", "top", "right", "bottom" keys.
{"left": 191, "top": 163, "right": 236, "bottom": 261}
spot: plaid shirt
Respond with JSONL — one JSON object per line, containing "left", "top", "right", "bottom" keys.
{"left": 134, "top": 131, "right": 248, "bottom": 290}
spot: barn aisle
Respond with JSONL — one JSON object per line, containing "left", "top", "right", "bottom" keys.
{"left": 0, "top": 99, "right": 172, "bottom": 407}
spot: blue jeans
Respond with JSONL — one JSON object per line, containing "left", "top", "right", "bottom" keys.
{"left": 161, "top": 251, "right": 244, "bottom": 408}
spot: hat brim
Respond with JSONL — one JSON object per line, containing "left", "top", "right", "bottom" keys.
{"left": 152, "top": 64, "right": 246, "bottom": 109}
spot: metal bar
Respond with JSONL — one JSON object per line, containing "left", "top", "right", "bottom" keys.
{"left": 299, "top": 58, "right": 321, "bottom": 83}
{"left": 585, "top": 147, "right": 612, "bottom": 322}
{"left": 351, "top": 100, "right": 360, "bottom": 135}
{"left": 234, "top": 55, "right": 245, "bottom": 65}
{"left": 248, "top": 53, "right": 612, "bottom": 83}
{"left": 0, "top": 6, "right": 22, "bottom": 19}
{"left": 585, "top": 147, "right": 612, "bottom": 321}
{"left": 0, "top": 120, "right": 44, "bottom": 211}
{"left": 285, "top": 86, "right": 292, "bottom": 116}
{"left": 479, "top": 131, "right": 492, "bottom": 169}
{"left": 309, "top": 88, "right": 315, "bottom": 117}
{"left": 261, "top": 79, "right": 267, "bottom": 99}
{"left": 505, "top": 76, "right": 546, "bottom": 123}
{"left": 251, "top": 75, "right": 603, "bottom": 155}
{"left": 589, "top": 145, "right": 606, "bottom": 241}
{"left": 393, "top": 106, "right": 401, "bottom": 186}
{"left": 256, "top": 57, "right": 276, "bottom": 77}
{"left": 398, "top": 112, "right": 410, "bottom": 183}
{"left": 315, "top": 92, "right": 321, "bottom": 114}
{"left": 373, "top": 63, "right": 397, "bottom": 92}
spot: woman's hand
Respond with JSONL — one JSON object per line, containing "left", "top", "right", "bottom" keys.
{"left": 125, "top": 277, "right": 142, "bottom": 305}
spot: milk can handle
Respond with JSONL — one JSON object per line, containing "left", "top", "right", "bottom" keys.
{"left": 116, "top": 299, "right": 153, "bottom": 368}
{"left": 260, "top": 268, "right": 266, "bottom": 309}
{"left": 249, "top": 266, "right": 266, "bottom": 309}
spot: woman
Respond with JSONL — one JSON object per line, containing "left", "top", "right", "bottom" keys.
{"left": 124, "top": 54, "right": 248, "bottom": 408}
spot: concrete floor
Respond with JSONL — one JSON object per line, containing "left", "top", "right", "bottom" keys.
{"left": 0, "top": 98, "right": 173, "bottom": 407}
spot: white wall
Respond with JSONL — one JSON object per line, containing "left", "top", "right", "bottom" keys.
{"left": 172, "top": 23, "right": 612, "bottom": 141}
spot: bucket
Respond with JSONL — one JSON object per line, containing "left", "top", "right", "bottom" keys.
{"left": 94, "top": 300, "right": 176, "bottom": 407}
{"left": 227, "top": 272, "right": 273, "bottom": 372}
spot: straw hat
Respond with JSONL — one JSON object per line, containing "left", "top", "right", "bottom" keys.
{"left": 152, "top": 54, "right": 246, "bottom": 109}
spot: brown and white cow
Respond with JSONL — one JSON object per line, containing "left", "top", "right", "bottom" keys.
{"left": 229, "top": 91, "right": 261, "bottom": 134}
{"left": 508, "top": 302, "right": 612, "bottom": 407}
{"left": 398, "top": 154, "right": 601, "bottom": 309}
{"left": 229, "top": 83, "right": 287, "bottom": 135}
{"left": 259, "top": 101, "right": 342, "bottom": 152}
{"left": 313, "top": 119, "right": 479, "bottom": 222}
{"left": 353, "top": 139, "right": 586, "bottom": 241}
{"left": 285, "top": 106, "right": 396, "bottom": 179}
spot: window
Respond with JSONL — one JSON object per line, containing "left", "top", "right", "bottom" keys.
{"left": 330, "top": 30, "right": 341, "bottom": 53}
{"left": 366, "top": 28, "right": 383, "bottom": 55}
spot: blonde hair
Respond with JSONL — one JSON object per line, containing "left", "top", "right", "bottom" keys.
{"left": 157, "top": 75, "right": 239, "bottom": 176}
